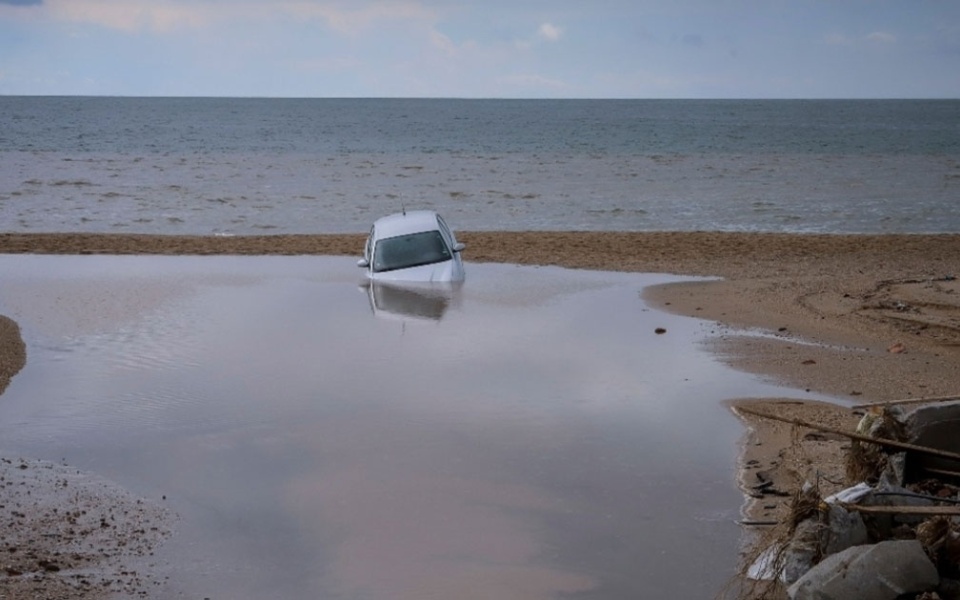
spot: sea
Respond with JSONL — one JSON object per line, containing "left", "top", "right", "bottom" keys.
{"left": 1, "top": 97, "right": 959, "bottom": 235}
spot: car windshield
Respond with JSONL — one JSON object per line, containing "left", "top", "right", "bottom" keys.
{"left": 373, "top": 230, "right": 451, "bottom": 273}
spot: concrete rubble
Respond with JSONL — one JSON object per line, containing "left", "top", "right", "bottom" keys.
{"left": 789, "top": 540, "right": 940, "bottom": 600}
{"left": 746, "top": 400, "right": 960, "bottom": 600}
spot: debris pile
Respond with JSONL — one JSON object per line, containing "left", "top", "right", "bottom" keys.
{"left": 736, "top": 398, "right": 960, "bottom": 600}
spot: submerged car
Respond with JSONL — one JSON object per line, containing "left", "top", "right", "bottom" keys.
{"left": 358, "top": 210, "right": 466, "bottom": 282}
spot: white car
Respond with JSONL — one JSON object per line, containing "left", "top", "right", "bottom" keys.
{"left": 357, "top": 210, "right": 466, "bottom": 282}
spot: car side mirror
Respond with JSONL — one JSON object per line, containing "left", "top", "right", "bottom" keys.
{"left": 453, "top": 243, "right": 466, "bottom": 253}
{"left": 357, "top": 258, "right": 370, "bottom": 268}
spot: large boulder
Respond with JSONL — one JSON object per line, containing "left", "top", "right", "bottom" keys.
{"left": 904, "top": 401, "right": 960, "bottom": 482}
{"left": 788, "top": 540, "right": 939, "bottom": 600}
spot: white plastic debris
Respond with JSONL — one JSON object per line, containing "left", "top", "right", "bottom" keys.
{"left": 825, "top": 482, "right": 873, "bottom": 505}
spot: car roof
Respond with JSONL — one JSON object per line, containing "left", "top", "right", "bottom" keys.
{"left": 372, "top": 210, "right": 442, "bottom": 239}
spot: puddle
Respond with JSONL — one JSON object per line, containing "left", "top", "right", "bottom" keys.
{"left": 0, "top": 255, "right": 798, "bottom": 599}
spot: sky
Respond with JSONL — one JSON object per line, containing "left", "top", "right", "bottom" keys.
{"left": 0, "top": 0, "right": 958, "bottom": 98}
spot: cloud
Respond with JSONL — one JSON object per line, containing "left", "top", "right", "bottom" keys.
{"left": 282, "top": 1, "right": 437, "bottom": 36}
{"left": 3, "top": 0, "right": 956, "bottom": 98}
{"left": 537, "top": 22, "right": 562, "bottom": 42}
{"left": 430, "top": 29, "right": 457, "bottom": 54}
{"left": 34, "top": 0, "right": 437, "bottom": 35}
{"left": 44, "top": 0, "right": 217, "bottom": 33}
{"left": 866, "top": 31, "right": 896, "bottom": 44}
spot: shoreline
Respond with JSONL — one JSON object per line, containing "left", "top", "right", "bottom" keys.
{"left": 2, "top": 231, "right": 959, "bottom": 598}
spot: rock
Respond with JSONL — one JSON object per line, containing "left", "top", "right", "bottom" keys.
{"left": 879, "top": 452, "right": 907, "bottom": 488}
{"left": 866, "top": 482, "right": 937, "bottom": 533}
{"left": 788, "top": 540, "right": 939, "bottom": 600}
{"left": 904, "top": 401, "right": 960, "bottom": 482}
{"left": 822, "top": 504, "right": 868, "bottom": 556}
{"left": 782, "top": 519, "right": 820, "bottom": 585}
{"left": 780, "top": 504, "right": 868, "bottom": 585}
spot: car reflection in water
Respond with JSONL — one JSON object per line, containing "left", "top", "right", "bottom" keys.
{"left": 362, "top": 280, "right": 463, "bottom": 322}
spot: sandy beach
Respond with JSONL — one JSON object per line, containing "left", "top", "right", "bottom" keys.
{"left": 1, "top": 231, "right": 959, "bottom": 598}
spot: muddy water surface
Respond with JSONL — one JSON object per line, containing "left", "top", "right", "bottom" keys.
{"left": 0, "top": 256, "right": 795, "bottom": 599}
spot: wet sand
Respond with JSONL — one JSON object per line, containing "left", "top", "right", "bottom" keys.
{"left": 1, "top": 231, "right": 959, "bottom": 598}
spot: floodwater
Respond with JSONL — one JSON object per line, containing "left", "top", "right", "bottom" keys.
{"left": 0, "top": 256, "right": 799, "bottom": 599}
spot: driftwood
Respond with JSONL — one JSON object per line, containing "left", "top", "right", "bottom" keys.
{"left": 840, "top": 504, "right": 960, "bottom": 517}
{"left": 923, "top": 466, "right": 960, "bottom": 479}
{"left": 852, "top": 394, "right": 960, "bottom": 410}
{"left": 733, "top": 406, "right": 960, "bottom": 464}
{"left": 739, "top": 519, "right": 779, "bottom": 527}
{"left": 872, "top": 491, "right": 960, "bottom": 505}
